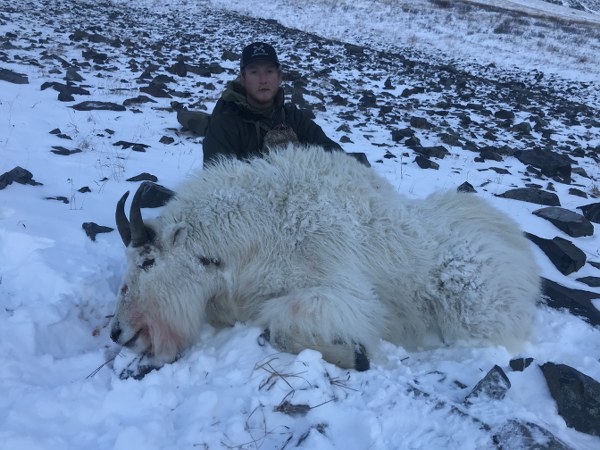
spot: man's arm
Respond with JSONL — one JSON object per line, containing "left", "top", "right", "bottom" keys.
{"left": 202, "top": 114, "right": 241, "bottom": 166}
{"left": 287, "top": 105, "right": 370, "bottom": 166}
{"left": 286, "top": 104, "right": 343, "bottom": 152}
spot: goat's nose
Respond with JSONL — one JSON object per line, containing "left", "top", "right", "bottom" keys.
{"left": 110, "top": 325, "right": 122, "bottom": 343}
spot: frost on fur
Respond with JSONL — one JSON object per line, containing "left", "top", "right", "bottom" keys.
{"left": 110, "top": 145, "right": 540, "bottom": 372}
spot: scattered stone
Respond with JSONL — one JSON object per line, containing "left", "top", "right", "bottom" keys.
{"left": 493, "top": 419, "right": 573, "bottom": 450}
{"left": 159, "top": 136, "right": 174, "bottom": 145}
{"left": 45, "top": 196, "right": 69, "bottom": 204}
{"left": 134, "top": 182, "right": 175, "bottom": 208}
{"left": 82, "top": 222, "right": 114, "bottom": 241}
{"left": 113, "top": 141, "right": 150, "bottom": 152}
{"left": 568, "top": 188, "right": 588, "bottom": 198}
{"left": 457, "top": 182, "right": 476, "bottom": 193}
{"left": 391, "top": 128, "right": 415, "bottom": 142}
{"left": 532, "top": 207, "right": 594, "bottom": 237}
{"left": 65, "top": 67, "right": 84, "bottom": 82}
{"left": 540, "top": 362, "right": 600, "bottom": 438}
{"left": 0, "top": 166, "right": 42, "bottom": 189}
{"left": 494, "top": 109, "right": 514, "bottom": 120}
{"left": 496, "top": 188, "right": 560, "bottom": 206}
{"left": 464, "top": 365, "right": 511, "bottom": 404}
{"left": 576, "top": 277, "right": 600, "bottom": 288}
{"left": 414, "top": 155, "right": 439, "bottom": 170}
{"left": 176, "top": 109, "right": 210, "bottom": 135}
{"left": 416, "top": 145, "right": 449, "bottom": 159}
{"left": 78, "top": 186, "right": 91, "bottom": 193}
{"left": 0, "top": 67, "right": 28, "bottom": 84}
{"left": 541, "top": 278, "right": 600, "bottom": 326}
{"left": 410, "top": 116, "right": 433, "bottom": 129}
{"left": 577, "top": 202, "right": 600, "bottom": 223}
{"left": 71, "top": 101, "right": 126, "bottom": 111}
{"left": 122, "top": 95, "right": 158, "bottom": 106}
{"left": 126, "top": 173, "right": 159, "bottom": 183}
{"left": 514, "top": 149, "right": 572, "bottom": 183}
{"left": 140, "top": 83, "right": 172, "bottom": 98}
{"left": 525, "top": 234, "right": 586, "bottom": 275}
{"left": 50, "top": 146, "right": 82, "bottom": 156}
{"left": 509, "top": 358, "right": 534, "bottom": 372}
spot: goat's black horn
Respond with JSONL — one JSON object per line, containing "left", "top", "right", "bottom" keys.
{"left": 129, "top": 184, "right": 150, "bottom": 247}
{"left": 115, "top": 191, "right": 131, "bottom": 247}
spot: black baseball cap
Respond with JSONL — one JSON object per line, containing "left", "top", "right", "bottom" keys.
{"left": 240, "top": 42, "right": 280, "bottom": 69}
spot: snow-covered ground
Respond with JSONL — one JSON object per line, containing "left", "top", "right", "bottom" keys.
{"left": 1, "top": 0, "right": 599, "bottom": 449}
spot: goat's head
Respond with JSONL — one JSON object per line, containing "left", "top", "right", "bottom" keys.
{"left": 110, "top": 183, "right": 221, "bottom": 366}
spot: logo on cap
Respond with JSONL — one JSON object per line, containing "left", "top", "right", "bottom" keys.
{"left": 251, "top": 44, "right": 268, "bottom": 57}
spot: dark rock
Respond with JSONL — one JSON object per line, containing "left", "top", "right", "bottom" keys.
{"left": 514, "top": 149, "right": 572, "bottom": 184}
{"left": 78, "top": 186, "right": 91, "bottom": 193}
{"left": 497, "top": 188, "right": 560, "bottom": 206}
{"left": 439, "top": 132, "right": 461, "bottom": 147}
{"left": 50, "top": 146, "right": 82, "bottom": 156}
{"left": 410, "top": 116, "right": 433, "bottom": 129}
{"left": 122, "top": 95, "right": 157, "bottom": 106}
{"left": 494, "top": 109, "right": 514, "bottom": 120}
{"left": 576, "top": 277, "right": 600, "bottom": 288}
{"left": 126, "top": 173, "right": 159, "bottom": 183}
{"left": 532, "top": 207, "right": 594, "bottom": 237}
{"left": 159, "top": 136, "right": 174, "bottom": 145}
{"left": 404, "top": 136, "right": 422, "bottom": 149}
{"left": 65, "top": 67, "right": 84, "bottom": 82}
{"left": 135, "top": 181, "right": 175, "bottom": 208}
{"left": 113, "top": 141, "right": 150, "bottom": 152}
{"left": 541, "top": 278, "right": 600, "bottom": 326}
{"left": 0, "top": 166, "right": 42, "bottom": 189}
{"left": 512, "top": 121, "right": 532, "bottom": 134}
{"left": 41, "top": 81, "right": 90, "bottom": 96}
{"left": 509, "top": 358, "right": 534, "bottom": 372}
{"left": 176, "top": 109, "right": 210, "bottom": 135}
{"left": 479, "top": 148, "right": 503, "bottom": 162}
{"left": 0, "top": 67, "right": 28, "bottom": 84}
{"left": 416, "top": 145, "right": 449, "bottom": 159}
{"left": 457, "top": 182, "right": 476, "bottom": 193}
{"left": 359, "top": 90, "right": 377, "bottom": 107}
{"left": 140, "top": 83, "right": 172, "bottom": 98}
{"left": 464, "top": 365, "right": 511, "bottom": 404}
{"left": 45, "top": 196, "right": 69, "bottom": 204}
{"left": 383, "top": 151, "right": 397, "bottom": 159}
{"left": 488, "top": 167, "right": 511, "bottom": 175}
{"left": 493, "top": 419, "right": 573, "bottom": 450}
{"left": 540, "top": 362, "right": 600, "bottom": 438}
{"left": 414, "top": 155, "right": 439, "bottom": 170}
{"left": 348, "top": 152, "right": 370, "bottom": 167}
{"left": 525, "top": 234, "right": 586, "bottom": 275}
{"left": 82, "top": 222, "right": 114, "bottom": 241}
{"left": 577, "top": 202, "right": 600, "bottom": 224}
{"left": 568, "top": 188, "right": 588, "bottom": 199}
{"left": 71, "top": 101, "right": 126, "bottom": 112}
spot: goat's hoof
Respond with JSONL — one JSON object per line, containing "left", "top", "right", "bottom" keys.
{"left": 354, "top": 343, "right": 370, "bottom": 371}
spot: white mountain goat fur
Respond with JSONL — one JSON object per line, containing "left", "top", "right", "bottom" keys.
{"left": 111, "top": 145, "right": 539, "bottom": 371}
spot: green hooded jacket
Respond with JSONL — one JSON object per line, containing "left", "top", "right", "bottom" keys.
{"left": 202, "top": 80, "right": 343, "bottom": 165}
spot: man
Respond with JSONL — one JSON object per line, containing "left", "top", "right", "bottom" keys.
{"left": 202, "top": 42, "right": 369, "bottom": 166}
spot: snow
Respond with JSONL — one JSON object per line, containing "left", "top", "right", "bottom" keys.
{"left": 1, "top": 0, "right": 600, "bottom": 449}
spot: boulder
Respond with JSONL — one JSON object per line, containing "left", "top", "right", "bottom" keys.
{"left": 525, "top": 234, "right": 585, "bottom": 275}
{"left": 541, "top": 362, "right": 600, "bottom": 437}
{"left": 532, "top": 207, "right": 594, "bottom": 237}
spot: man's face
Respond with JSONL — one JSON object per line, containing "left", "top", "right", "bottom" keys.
{"left": 241, "top": 61, "right": 281, "bottom": 109}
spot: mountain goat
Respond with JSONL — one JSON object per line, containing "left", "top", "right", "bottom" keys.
{"left": 110, "top": 145, "right": 539, "bottom": 371}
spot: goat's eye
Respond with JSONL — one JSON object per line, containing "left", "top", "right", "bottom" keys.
{"left": 139, "top": 259, "right": 155, "bottom": 271}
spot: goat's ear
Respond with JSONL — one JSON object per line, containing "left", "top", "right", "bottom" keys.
{"left": 164, "top": 223, "right": 188, "bottom": 247}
